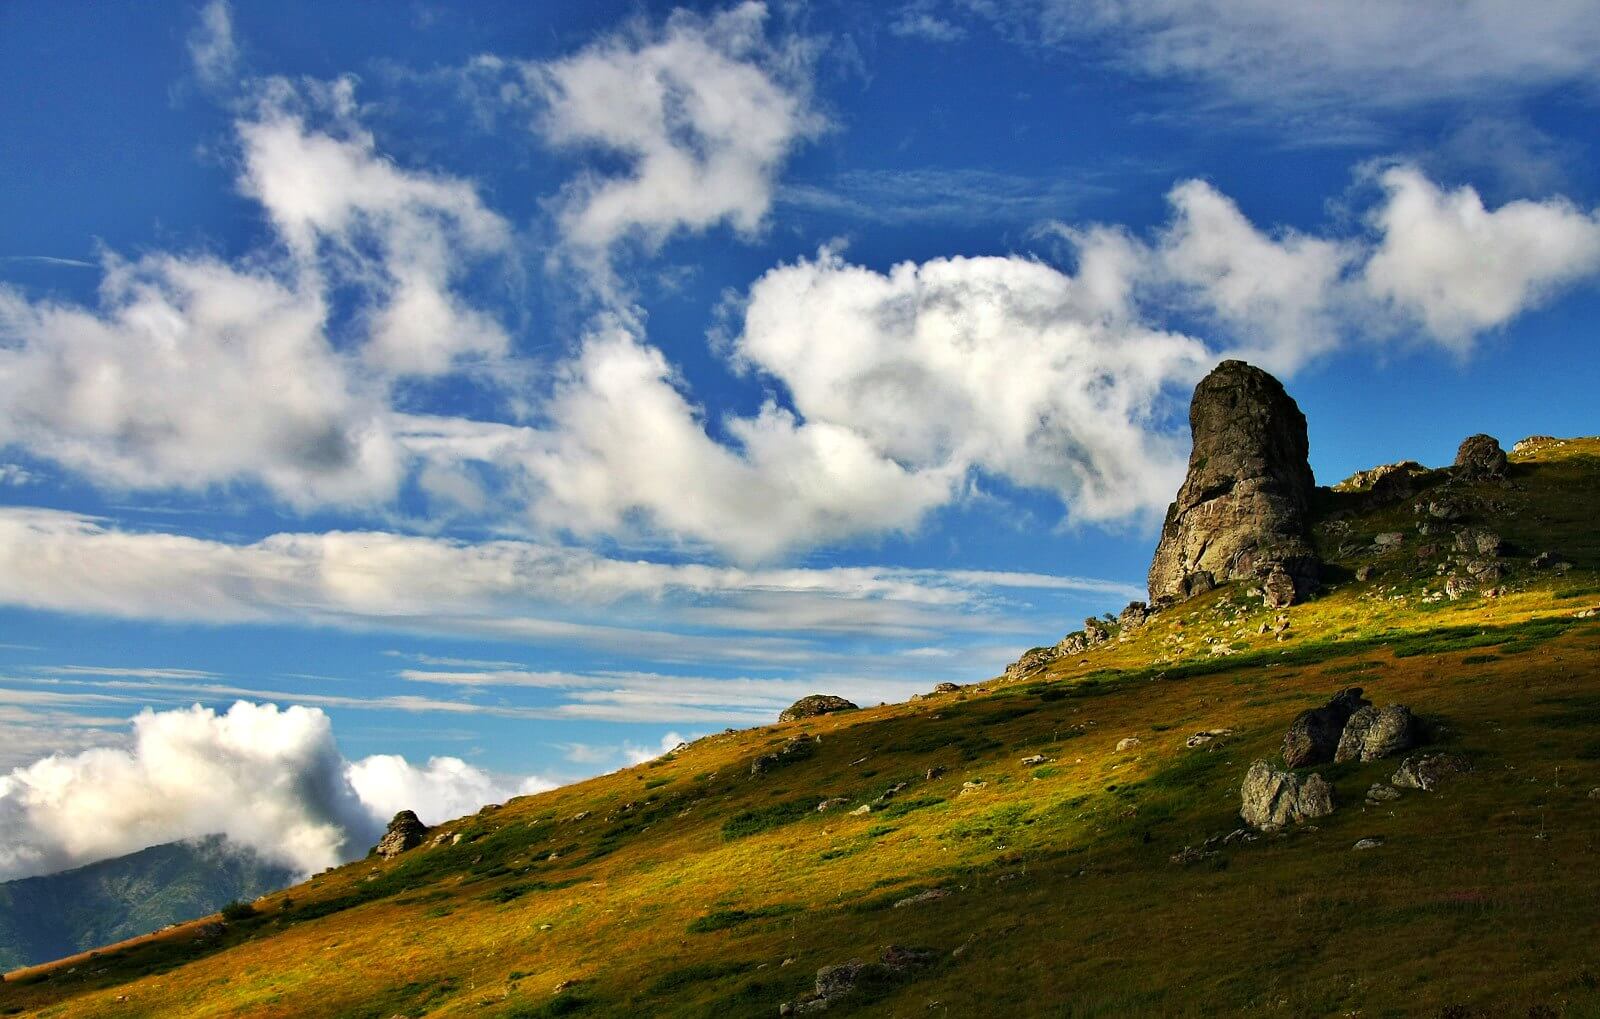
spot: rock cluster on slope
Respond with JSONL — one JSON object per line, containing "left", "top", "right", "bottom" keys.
{"left": 1281, "top": 688, "right": 1371, "bottom": 768}
{"left": 1335, "top": 704, "right": 1419, "bottom": 763}
{"left": 1239, "top": 761, "right": 1335, "bottom": 830}
{"left": 779, "top": 695, "right": 858, "bottom": 723}
{"left": 1147, "top": 360, "right": 1319, "bottom": 606}
{"left": 376, "top": 810, "right": 427, "bottom": 859}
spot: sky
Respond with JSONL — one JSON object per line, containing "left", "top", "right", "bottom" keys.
{"left": 1, "top": 0, "right": 1598, "bottom": 880}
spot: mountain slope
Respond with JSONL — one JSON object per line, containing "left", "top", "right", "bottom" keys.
{"left": 0, "top": 836, "right": 293, "bottom": 972}
{"left": 3, "top": 437, "right": 1599, "bottom": 1017}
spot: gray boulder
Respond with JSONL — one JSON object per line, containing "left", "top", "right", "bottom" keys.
{"left": 1240, "top": 760, "right": 1335, "bottom": 830}
{"left": 1391, "top": 752, "right": 1471, "bottom": 792}
{"left": 1118, "top": 601, "right": 1151, "bottom": 629}
{"left": 779, "top": 695, "right": 858, "bottom": 723}
{"left": 1148, "top": 361, "right": 1319, "bottom": 605}
{"left": 1282, "top": 688, "right": 1370, "bottom": 768}
{"left": 1454, "top": 433, "right": 1508, "bottom": 481}
{"left": 376, "top": 810, "right": 426, "bottom": 859}
{"left": 787, "top": 945, "right": 934, "bottom": 1013}
{"left": 1334, "top": 705, "right": 1418, "bottom": 763}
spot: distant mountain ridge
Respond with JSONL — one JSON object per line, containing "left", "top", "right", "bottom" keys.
{"left": 0, "top": 836, "right": 292, "bottom": 971}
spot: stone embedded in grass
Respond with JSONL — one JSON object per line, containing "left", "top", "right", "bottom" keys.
{"left": 1352, "top": 837, "right": 1384, "bottom": 850}
{"left": 1186, "top": 729, "right": 1234, "bottom": 748}
{"left": 1335, "top": 705, "right": 1418, "bottom": 763}
{"left": 1020, "top": 754, "right": 1048, "bottom": 766}
{"left": 816, "top": 798, "right": 849, "bottom": 813}
{"left": 1365, "top": 783, "right": 1402, "bottom": 805}
{"left": 1240, "top": 760, "right": 1335, "bottom": 830}
{"left": 959, "top": 780, "right": 987, "bottom": 797}
{"left": 1282, "top": 687, "right": 1371, "bottom": 768}
{"left": 1391, "top": 752, "right": 1471, "bottom": 792}
{"left": 1115, "top": 737, "right": 1142, "bottom": 752}
{"left": 779, "top": 695, "right": 859, "bottom": 723}
{"left": 784, "top": 945, "right": 936, "bottom": 1013}
{"left": 892, "top": 888, "right": 951, "bottom": 908}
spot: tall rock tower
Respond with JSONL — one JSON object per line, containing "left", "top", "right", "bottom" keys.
{"left": 1147, "top": 360, "right": 1319, "bottom": 605}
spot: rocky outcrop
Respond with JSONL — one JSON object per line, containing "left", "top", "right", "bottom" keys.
{"left": 376, "top": 811, "right": 426, "bottom": 859}
{"left": 779, "top": 695, "right": 858, "bottom": 723}
{"left": 1454, "top": 434, "right": 1508, "bottom": 481}
{"left": 1334, "top": 704, "right": 1418, "bottom": 763}
{"left": 1148, "top": 361, "right": 1319, "bottom": 605}
{"left": 1282, "top": 688, "right": 1371, "bottom": 768}
{"left": 1240, "top": 760, "right": 1335, "bottom": 830}
{"left": 1333, "top": 460, "right": 1427, "bottom": 496}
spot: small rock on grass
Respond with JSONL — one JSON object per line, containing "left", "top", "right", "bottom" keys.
{"left": 893, "top": 888, "right": 951, "bottom": 909}
{"left": 1352, "top": 837, "right": 1384, "bottom": 850}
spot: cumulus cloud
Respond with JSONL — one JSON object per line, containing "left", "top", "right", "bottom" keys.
{"left": 237, "top": 92, "right": 512, "bottom": 376}
{"left": 1361, "top": 165, "right": 1600, "bottom": 346}
{"left": 531, "top": 1, "right": 823, "bottom": 272}
{"left": 347, "top": 754, "right": 554, "bottom": 826}
{"left": 0, "top": 701, "right": 548, "bottom": 881}
{"left": 0, "top": 255, "right": 403, "bottom": 507}
{"left": 1011, "top": 0, "right": 1600, "bottom": 120}
{"left": 0, "top": 79, "right": 508, "bottom": 506}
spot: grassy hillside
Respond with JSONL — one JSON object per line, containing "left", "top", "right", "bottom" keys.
{"left": 4, "top": 439, "right": 1600, "bottom": 1017}
{"left": 0, "top": 837, "right": 292, "bottom": 972}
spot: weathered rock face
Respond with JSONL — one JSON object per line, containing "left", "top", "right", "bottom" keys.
{"left": 1454, "top": 433, "right": 1508, "bottom": 481}
{"left": 1334, "top": 704, "right": 1418, "bottom": 763}
{"left": 779, "top": 695, "right": 858, "bottom": 723}
{"left": 1240, "top": 760, "right": 1335, "bottom": 830}
{"left": 376, "top": 810, "right": 426, "bottom": 859}
{"left": 1148, "top": 361, "right": 1319, "bottom": 605}
{"left": 1282, "top": 688, "right": 1371, "bottom": 768}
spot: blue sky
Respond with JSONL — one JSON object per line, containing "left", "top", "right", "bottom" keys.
{"left": 1, "top": 1, "right": 1598, "bottom": 877}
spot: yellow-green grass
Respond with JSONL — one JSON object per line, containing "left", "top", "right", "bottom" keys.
{"left": 4, "top": 440, "right": 1600, "bottom": 1018}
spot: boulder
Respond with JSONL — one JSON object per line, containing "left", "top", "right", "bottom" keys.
{"left": 1282, "top": 688, "right": 1371, "bottom": 768}
{"left": 1391, "top": 752, "right": 1471, "bottom": 792}
{"left": 1333, "top": 460, "right": 1426, "bottom": 496}
{"left": 1118, "top": 601, "right": 1151, "bottom": 629}
{"left": 932, "top": 682, "right": 960, "bottom": 694}
{"left": 1148, "top": 361, "right": 1319, "bottom": 604}
{"left": 1454, "top": 527, "right": 1503, "bottom": 557}
{"left": 1261, "top": 565, "right": 1298, "bottom": 609}
{"left": 779, "top": 695, "right": 858, "bottom": 723}
{"left": 376, "top": 810, "right": 426, "bottom": 859}
{"left": 1082, "top": 617, "right": 1111, "bottom": 647}
{"left": 1240, "top": 760, "right": 1335, "bottom": 830}
{"left": 787, "top": 945, "right": 935, "bottom": 1013}
{"left": 752, "top": 734, "right": 817, "bottom": 775}
{"left": 1004, "top": 645, "right": 1060, "bottom": 679}
{"left": 1454, "top": 434, "right": 1508, "bottom": 481}
{"left": 1334, "top": 705, "right": 1418, "bottom": 763}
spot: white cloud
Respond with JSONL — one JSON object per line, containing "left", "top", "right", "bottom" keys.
{"left": 346, "top": 754, "right": 554, "bottom": 827}
{"left": 890, "top": 10, "right": 966, "bottom": 42}
{"left": 0, "top": 506, "right": 1122, "bottom": 648}
{"left": 532, "top": 2, "right": 823, "bottom": 270}
{"left": 188, "top": 0, "right": 238, "bottom": 90}
{"left": 237, "top": 98, "right": 512, "bottom": 376}
{"left": 0, "top": 700, "right": 548, "bottom": 881}
{"left": 1014, "top": 1, "right": 1600, "bottom": 118}
{"left": 1360, "top": 165, "right": 1600, "bottom": 346}
{"left": 0, "top": 463, "right": 33, "bottom": 486}
{"left": 0, "top": 80, "right": 509, "bottom": 507}
{"left": 0, "top": 255, "right": 404, "bottom": 508}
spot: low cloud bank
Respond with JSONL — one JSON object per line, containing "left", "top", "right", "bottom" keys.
{"left": 0, "top": 701, "right": 553, "bottom": 882}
